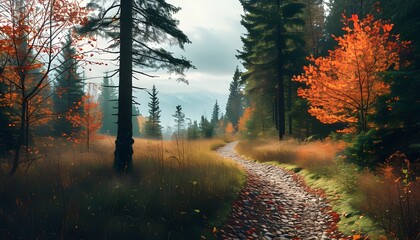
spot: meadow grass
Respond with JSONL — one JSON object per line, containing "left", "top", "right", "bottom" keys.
{"left": 235, "top": 139, "right": 402, "bottom": 239}
{"left": 0, "top": 137, "right": 245, "bottom": 239}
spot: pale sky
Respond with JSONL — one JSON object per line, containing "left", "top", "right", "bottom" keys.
{"left": 85, "top": 0, "right": 245, "bottom": 95}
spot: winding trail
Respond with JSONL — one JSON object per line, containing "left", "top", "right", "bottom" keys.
{"left": 216, "top": 142, "right": 348, "bottom": 240}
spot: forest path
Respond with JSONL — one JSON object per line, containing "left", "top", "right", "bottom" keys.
{"left": 216, "top": 141, "right": 347, "bottom": 240}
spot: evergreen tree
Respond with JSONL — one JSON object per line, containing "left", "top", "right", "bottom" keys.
{"left": 173, "top": 105, "right": 185, "bottom": 138}
{"left": 358, "top": 0, "right": 420, "bottom": 164}
{"left": 237, "top": 0, "right": 306, "bottom": 140}
{"left": 144, "top": 85, "right": 162, "bottom": 139}
{"left": 132, "top": 105, "right": 141, "bottom": 137}
{"left": 99, "top": 72, "right": 117, "bottom": 135}
{"left": 321, "top": 0, "right": 376, "bottom": 55}
{"left": 225, "top": 67, "right": 243, "bottom": 130}
{"left": 52, "top": 33, "right": 84, "bottom": 137}
{"left": 80, "top": 0, "right": 194, "bottom": 172}
{"left": 187, "top": 120, "right": 200, "bottom": 140}
{"left": 200, "top": 115, "right": 214, "bottom": 138}
{"left": 211, "top": 100, "right": 220, "bottom": 128}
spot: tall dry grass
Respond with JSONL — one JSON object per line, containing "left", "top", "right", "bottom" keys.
{"left": 0, "top": 137, "right": 245, "bottom": 239}
{"left": 357, "top": 152, "right": 420, "bottom": 240}
{"left": 236, "top": 138, "right": 346, "bottom": 174}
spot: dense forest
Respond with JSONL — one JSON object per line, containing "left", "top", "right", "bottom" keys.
{"left": 0, "top": 0, "right": 419, "bottom": 239}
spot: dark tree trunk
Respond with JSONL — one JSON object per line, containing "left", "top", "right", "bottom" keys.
{"left": 276, "top": 0, "right": 285, "bottom": 141}
{"left": 114, "top": 0, "right": 133, "bottom": 173}
{"left": 10, "top": 100, "right": 27, "bottom": 175}
{"left": 287, "top": 76, "right": 292, "bottom": 135}
{"left": 277, "top": 77, "right": 285, "bottom": 140}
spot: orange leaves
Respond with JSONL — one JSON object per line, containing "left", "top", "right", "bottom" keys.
{"left": 238, "top": 107, "right": 253, "bottom": 133}
{"left": 382, "top": 24, "right": 393, "bottom": 32}
{"left": 293, "top": 14, "right": 410, "bottom": 132}
{"left": 65, "top": 94, "right": 103, "bottom": 146}
{"left": 225, "top": 122, "right": 235, "bottom": 135}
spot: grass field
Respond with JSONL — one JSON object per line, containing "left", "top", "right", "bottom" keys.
{"left": 0, "top": 137, "right": 245, "bottom": 239}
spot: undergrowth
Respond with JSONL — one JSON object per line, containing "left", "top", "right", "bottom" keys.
{"left": 0, "top": 137, "right": 245, "bottom": 239}
{"left": 236, "top": 139, "right": 419, "bottom": 239}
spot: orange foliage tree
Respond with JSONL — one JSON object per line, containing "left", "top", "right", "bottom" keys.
{"left": 66, "top": 86, "right": 102, "bottom": 150}
{"left": 225, "top": 122, "right": 235, "bottom": 135}
{"left": 0, "top": 0, "right": 88, "bottom": 174}
{"left": 293, "top": 14, "right": 409, "bottom": 133}
{"left": 238, "top": 107, "right": 253, "bottom": 134}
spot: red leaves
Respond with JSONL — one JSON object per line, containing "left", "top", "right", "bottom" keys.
{"left": 66, "top": 93, "right": 103, "bottom": 146}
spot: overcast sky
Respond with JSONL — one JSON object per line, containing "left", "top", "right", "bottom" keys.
{"left": 85, "top": 0, "right": 245, "bottom": 95}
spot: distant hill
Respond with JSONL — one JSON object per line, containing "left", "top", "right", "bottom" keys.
{"left": 134, "top": 91, "right": 228, "bottom": 129}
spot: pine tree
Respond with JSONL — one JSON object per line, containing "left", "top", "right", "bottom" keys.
{"left": 144, "top": 85, "right": 162, "bottom": 139}
{"left": 79, "top": 0, "right": 194, "bottom": 173}
{"left": 99, "top": 72, "right": 117, "bottom": 135}
{"left": 187, "top": 120, "right": 200, "bottom": 140}
{"left": 225, "top": 67, "right": 243, "bottom": 130}
{"left": 173, "top": 105, "right": 185, "bottom": 138}
{"left": 211, "top": 100, "right": 220, "bottom": 128}
{"left": 200, "top": 115, "right": 213, "bottom": 138}
{"left": 237, "top": 0, "right": 306, "bottom": 140}
{"left": 52, "top": 32, "right": 84, "bottom": 137}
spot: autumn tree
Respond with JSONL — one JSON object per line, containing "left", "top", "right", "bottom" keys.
{"left": 238, "top": 107, "right": 253, "bottom": 135}
{"left": 225, "top": 122, "right": 235, "bottom": 135}
{"left": 294, "top": 14, "right": 409, "bottom": 133}
{"left": 0, "top": 0, "right": 88, "bottom": 175}
{"left": 66, "top": 83, "right": 102, "bottom": 149}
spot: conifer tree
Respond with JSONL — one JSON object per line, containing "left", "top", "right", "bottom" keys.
{"left": 187, "top": 120, "right": 200, "bottom": 140}
{"left": 80, "top": 0, "right": 194, "bottom": 172}
{"left": 200, "top": 115, "right": 214, "bottom": 138}
{"left": 173, "top": 105, "right": 185, "bottom": 138}
{"left": 225, "top": 67, "right": 243, "bottom": 130}
{"left": 144, "top": 85, "right": 162, "bottom": 139}
{"left": 211, "top": 100, "right": 220, "bottom": 128}
{"left": 52, "top": 33, "right": 84, "bottom": 136}
{"left": 238, "top": 0, "right": 306, "bottom": 140}
{"left": 99, "top": 72, "right": 117, "bottom": 135}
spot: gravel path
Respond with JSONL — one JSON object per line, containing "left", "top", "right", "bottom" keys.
{"left": 216, "top": 142, "right": 348, "bottom": 240}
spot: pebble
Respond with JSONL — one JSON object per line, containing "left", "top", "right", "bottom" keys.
{"left": 217, "top": 142, "right": 348, "bottom": 240}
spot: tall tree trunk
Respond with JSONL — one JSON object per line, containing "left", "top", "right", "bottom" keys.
{"left": 276, "top": 0, "right": 285, "bottom": 140}
{"left": 114, "top": 0, "right": 133, "bottom": 173}
{"left": 287, "top": 76, "right": 292, "bottom": 135}
{"left": 10, "top": 101, "right": 27, "bottom": 175}
{"left": 278, "top": 77, "right": 285, "bottom": 140}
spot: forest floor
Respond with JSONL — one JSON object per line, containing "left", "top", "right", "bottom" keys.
{"left": 217, "top": 141, "right": 350, "bottom": 240}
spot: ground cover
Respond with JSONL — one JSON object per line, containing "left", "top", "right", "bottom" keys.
{"left": 0, "top": 137, "right": 245, "bottom": 239}
{"left": 236, "top": 139, "right": 419, "bottom": 239}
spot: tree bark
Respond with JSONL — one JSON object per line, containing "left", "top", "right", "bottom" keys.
{"left": 10, "top": 100, "right": 27, "bottom": 175}
{"left": 114, "top": 0, "right": 133, "bottom": 173}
